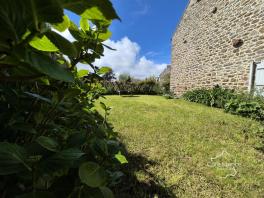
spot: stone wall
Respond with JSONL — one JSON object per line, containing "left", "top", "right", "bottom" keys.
{"left": 171, "top": 0, "right": 264, "bottom": 96}
{"left": 159, "top": 64, "right": 171, "bottom": 83}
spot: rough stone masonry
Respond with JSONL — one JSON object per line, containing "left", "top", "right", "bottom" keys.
{"left": 171, "top": 0, "right": 264, "bottom": 96}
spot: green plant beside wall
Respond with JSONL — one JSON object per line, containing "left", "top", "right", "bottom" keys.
{"left": 183, "top": 86, "right": 264, "bottom": 121}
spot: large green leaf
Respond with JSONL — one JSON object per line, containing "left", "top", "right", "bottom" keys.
{"left": 0, "top": 0, "right": 27, "bottom": 48}
{"left": 29, "top": 0, "right": 64, "bottom": 26}
{"left": 39, "top": 148, "right": 84, "bottom": 174}
{"left": 29, "top": 35, "right": 59, "bottom": 52}
{"left": 90, "top": 138, "right": 108, "bottom": 156}
{"left": 98, "top": 67, "right": 111, "bottom": 75}
{"left": 68, "top": 21, "right": 85, "bottom": 41}
{"left": 100, "top": 187, "right": 114, "bottom": 198}
{"left": 24, "top": 92, "right": 52, "bottom": 104}
{"left": 45, "top": 31, "right": 77, "bottom": 57}
{"left": 60, "top": 0, "right": 83, "bottom": 15}
{"left": 114, "top": 151, "right": 128, "bottom": 164}
{"left": 48, "top": 148, "right": 84, "bottom": 166}
{"left": 53, "top": 15, "right": 70, "bottom": 32}
{"left": 0, "top": 53, "right": 39, "bottom": 75}
{"left": 0, "top": 142, "right": 31, "bottom": 175}
{"left": 81, "top": 7, "right": 107, "bottom": 21}
{"left": 36, "top": 136, "right": 59, "bottom": 152}
{"left": 77, "top": 69, "right": 89, "bottom": 78}
{"left": 106, "top": 140, "right": 121, "bottom": 156}
{"left": 80, "top": 17, "right": 90, "bottom": 31}
{"left": 87, "top": 0, "right": 120, "bottom": 21}
{"left": 0, "top": 0, "right": 64, "bottom": 51}
{"left": 24, "top": 51, "right": 74, "bottom": 82}
{"left": 79, "top": 162, "right": 107, "bottom": 187}
{"left": 61, "top": 0, "right": 120, "bottom": 21}
{"left": 98, "top": 30, "right": 112, "bottom": 41}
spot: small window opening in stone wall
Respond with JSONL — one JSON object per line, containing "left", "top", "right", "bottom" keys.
{"left": 197, "top": 0, "right": 201, "bottom": 2}
{"left": 211, "top": 7, "right": 217, "bottom": 14}
{"left": 232, "top": 39, "right": 244, "bottom": 48}
{"left": 183, "top": 40, "right": 187, "bottom": 44}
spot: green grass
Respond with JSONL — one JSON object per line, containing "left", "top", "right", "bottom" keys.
{"left": 99, "top": 95, "right": 264, "bottom": 197}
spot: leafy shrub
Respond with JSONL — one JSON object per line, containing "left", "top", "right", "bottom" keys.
{"left": 103, "top": 76, "right": 161, "bottom": 95}
{"left": 225, "top": 100, "right": 264, "bottom": 120}
{"left": 0, "top": 0, "right": 127, "bottom": 197}
{"left": 183, "top": 88, "right": 211, "bottom": 105}
{"left": 183, "top": 86, "right": 264, "bottom": 121}
{"left": 183, "top": 86, "right": 236, "bottom": 108}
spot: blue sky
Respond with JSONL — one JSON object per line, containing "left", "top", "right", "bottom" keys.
{"left": 66, "top": 0, "right": 189, "bottom": 78}
{"left": 110, "top": 0, "right": 189, "bottom": 64}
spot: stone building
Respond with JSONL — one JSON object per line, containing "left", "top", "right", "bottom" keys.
{"left": 171, "top": 0, "right": 264, "bottom": 96}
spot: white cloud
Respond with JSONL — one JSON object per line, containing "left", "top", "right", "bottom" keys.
{"left": 145, "top": 51, "right": 160, "bottom": 58}
{"left": 94, "top": 37, "right": 167, "bottom": 79}
{"left": 54, "top": 30, "right": 167, "bottom": 79}
{"left": 134, "top": 0, "right": 150, "bottom": 15}
{"left": 133, "top": 4, "right": 150, "bottom": 15}
{"left": 54, "top": 29, "right": 75, "bottom": 42}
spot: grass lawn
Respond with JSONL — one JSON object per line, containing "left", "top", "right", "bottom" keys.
{"left": 99, "top": 95, "right": 264, "bottom": 198}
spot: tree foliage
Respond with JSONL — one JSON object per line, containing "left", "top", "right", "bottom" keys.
{"left": 160, "top": 73, "right": 170, "bottom": 94}
{"left": 102, "top": 68, "right": 116, "bottom": 81}
{"left": 104, "top": 75, "right": 161, "bottom": 95}
{"left": 0, "top": 0, "right": 127, "bottom": 197}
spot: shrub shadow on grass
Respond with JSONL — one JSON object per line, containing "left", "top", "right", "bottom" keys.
{"left": 255, "top": 128, "right": 264, "bottom": 154}
{"left": 255, "top": 146, "right": 264, "bottom": 153}
{"left": 121, "top": 95, "right": 140, "bottom": 98}
{"left": 114, "top": 146, "right": 175, "bottom": 198}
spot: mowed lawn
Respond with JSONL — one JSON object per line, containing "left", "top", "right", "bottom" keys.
{"left": 99, "top": 95, "right": 264, "bottom": 198}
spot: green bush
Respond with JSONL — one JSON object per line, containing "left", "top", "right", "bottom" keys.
{"left": 183, "top": 86, "right": 264, "bottom": 121}
{"left": 103, "top": 76, "right": 161, "bottom": 95}
{"left": 225, "top": 99, "right": 264, "bottom": 120}
{"left": 163, "top": 93, "right": 175, "bottom": 99}
{"left": 183, "top": 86, "right": 236, "bottom": 108}
{"left": 0, "top": 0, "right": 127, "bottom": 197}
